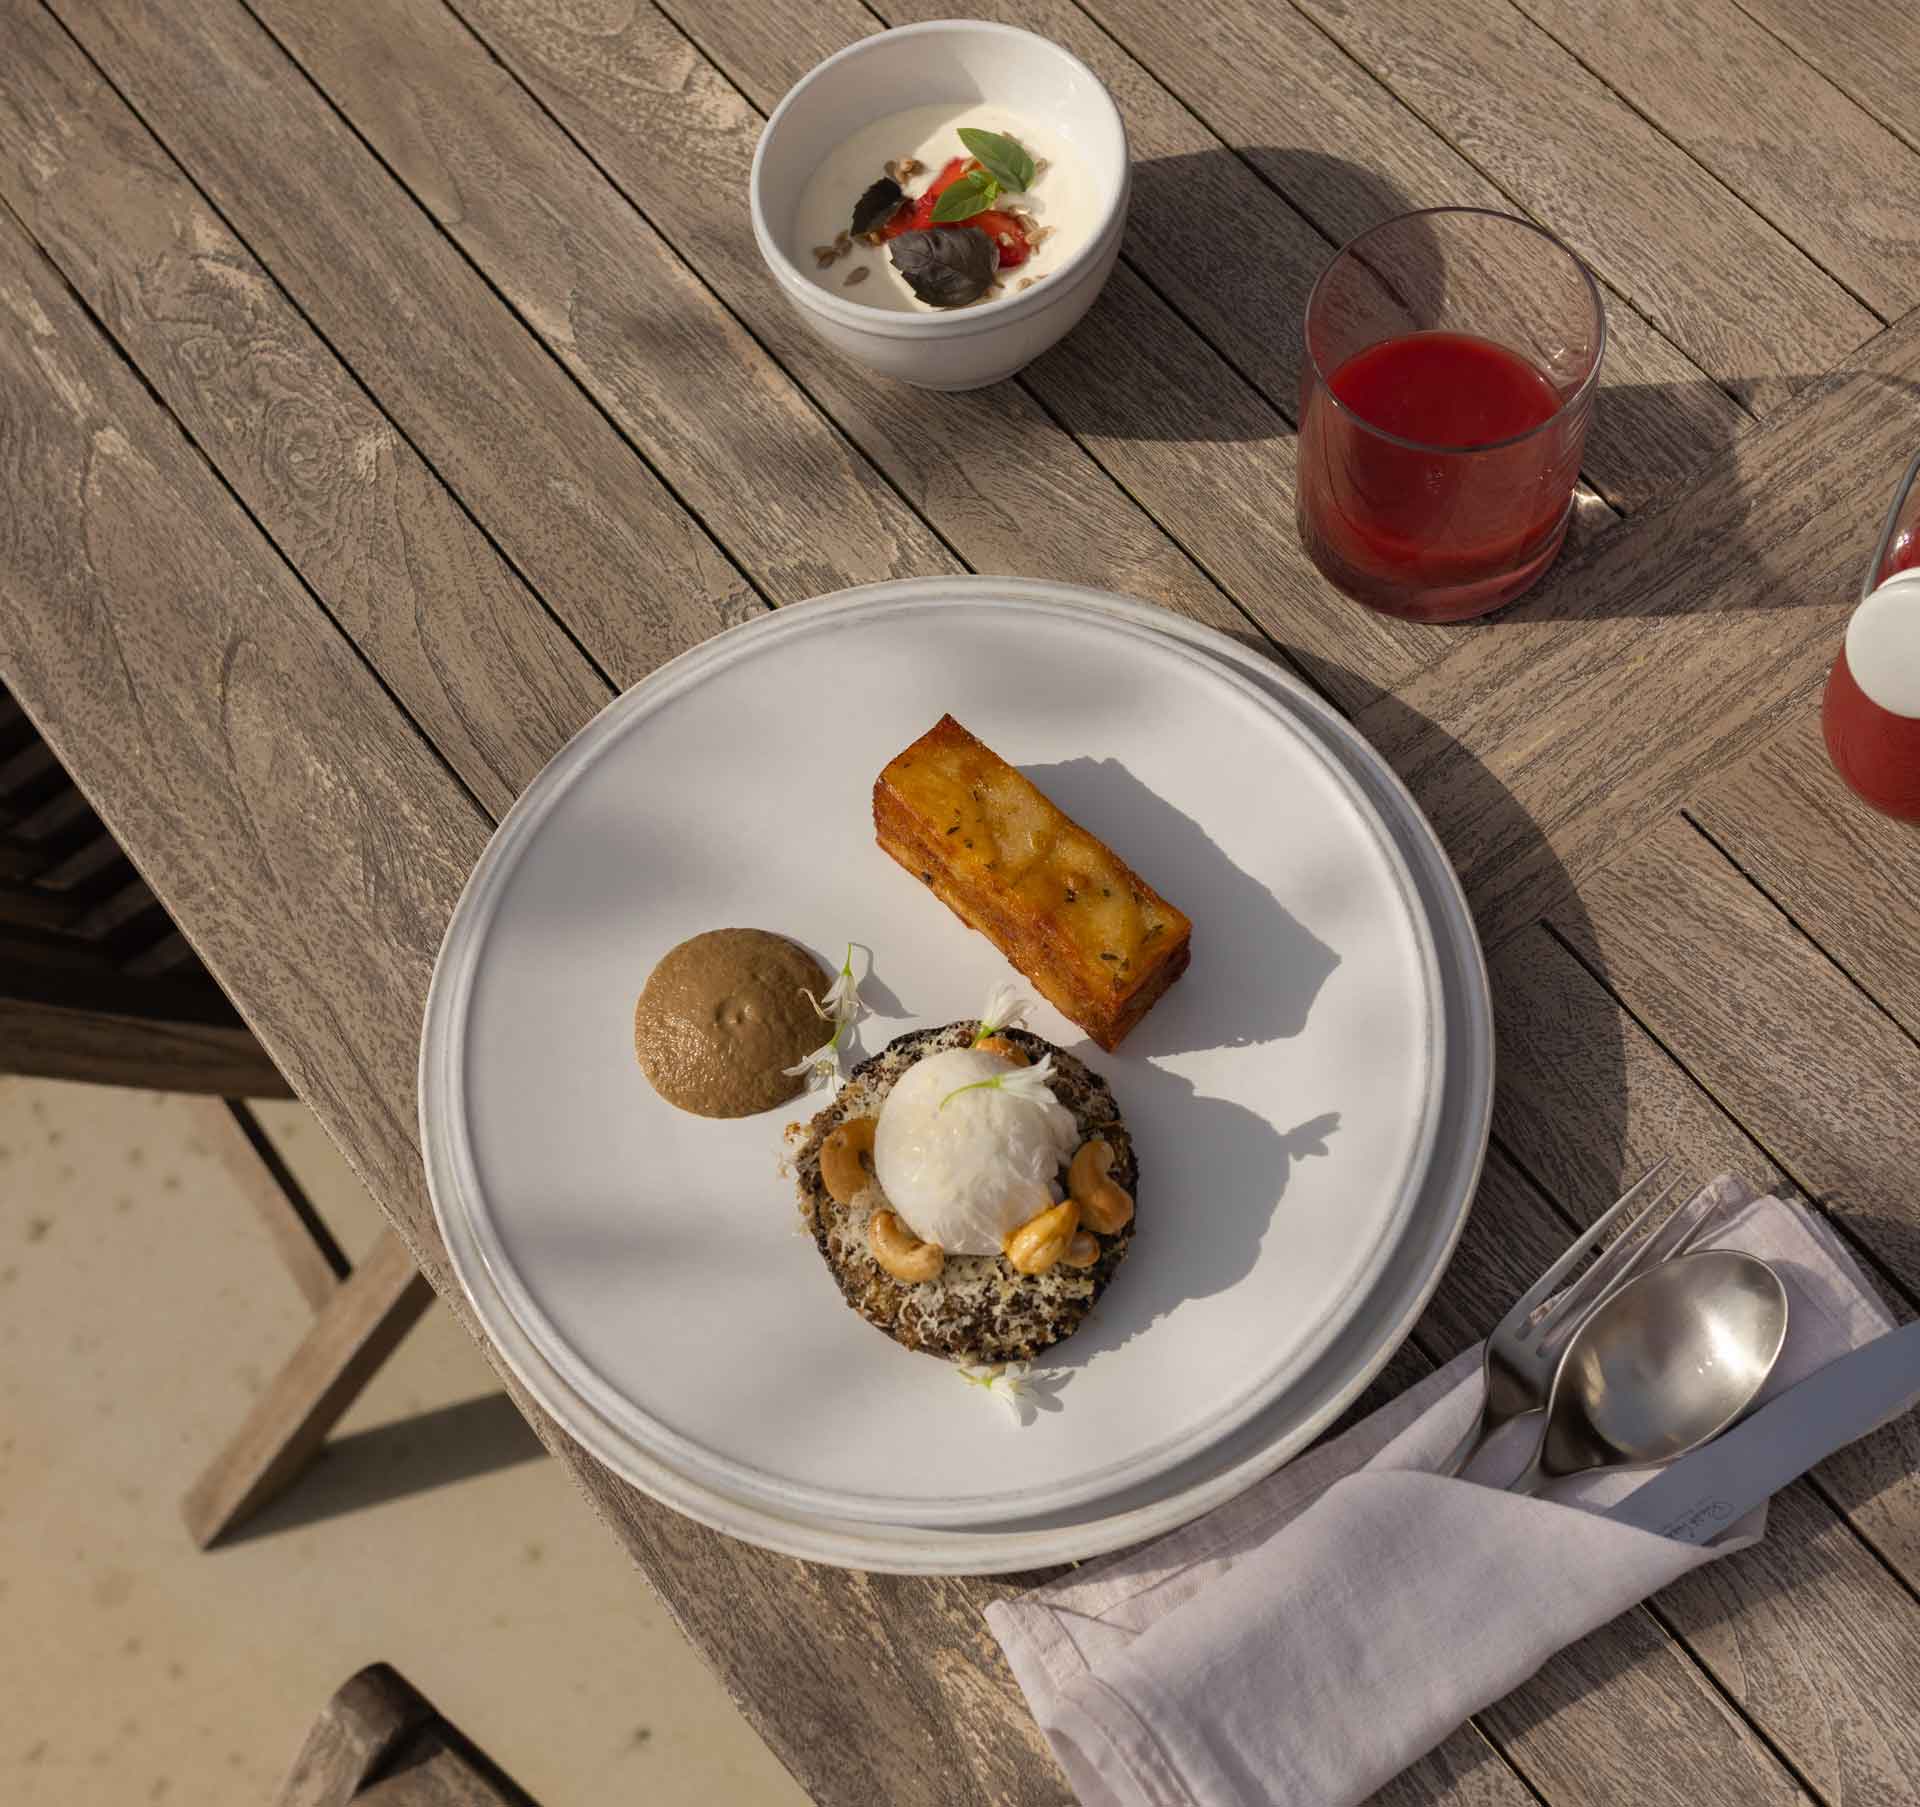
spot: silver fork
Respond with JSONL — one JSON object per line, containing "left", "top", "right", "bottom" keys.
{"left": 1436, "top": 1158, "right": 1721, "bottom": 1479}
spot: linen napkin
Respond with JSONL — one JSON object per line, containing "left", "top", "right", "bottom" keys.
{"left": 986, "top": 1176, "right": 1900, "bottom": 1807}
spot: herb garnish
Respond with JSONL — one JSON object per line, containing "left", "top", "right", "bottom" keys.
{"left": 850, "top": 176, "right": 903, "bottom": 238}
{"left": 930, "top": 167, "right": 1002, "bottom": 223}
{"left": 958, "top": 128, "right": 1037, "bottom": 193}
{"left": 890, "top": 226, "right": 996, "bottom": 307}
{"left": 929, "top": 130, "right": 1038, "bottom": 223}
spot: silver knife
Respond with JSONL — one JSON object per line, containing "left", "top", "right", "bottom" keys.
{"left": 1610, "top": 1319, "right": 1920, "bottom": 1544}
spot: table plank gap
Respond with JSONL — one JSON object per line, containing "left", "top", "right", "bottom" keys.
{"left": 1728, "top": 0, "right": 1920, "bottom": 159}
{"left": 46, "top": 0, "right": 767, "bottom": 688}
{"left": 1059, "top": 0, "right": 1759, "bottom": 489}
{"left": 229, "top": 0, "right": 980, "bottom": 611}
{"left": 0, "top": 209, "right": 1084, "bottom": 1807}
{"left": 1690, "top": 703, "right": 1920, "bottom": 1047}
{"left": 0, "top": 5, "right": 618, "bottom": 818}
{"left": 1271, "top": 0, "right": 1878, "bottom": 412}
{"left": 1505, "top": 0, "right": 1920, "bottom": 320}
{"left": 1490, "top": 915, "right": 1920, "bottom": 1615}
{"left": 444, "top": 0, "right": 1461, "bottom": 712}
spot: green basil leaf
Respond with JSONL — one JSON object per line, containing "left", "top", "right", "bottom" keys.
{"left": 958, "top": 128, "right": 1036, "bottom": 193}
{"left": 929, "top": 169, "right": 1001, "bottom": 222}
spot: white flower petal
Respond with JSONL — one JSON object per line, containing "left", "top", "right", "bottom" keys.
{"left": 991, "top": 1054, "right": 1057, "bottom": 1105}
{"left": 975, "top": 981, "right": 1034, "bottom": 1041}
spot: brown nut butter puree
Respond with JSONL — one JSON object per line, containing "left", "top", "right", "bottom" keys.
{"left": 634, "top": 928, "right": 830, "bottom": 1118}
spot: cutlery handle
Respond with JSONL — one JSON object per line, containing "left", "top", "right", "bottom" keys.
{"left": 1434, "top": 1401, "right": 1492, "bottom": 1478}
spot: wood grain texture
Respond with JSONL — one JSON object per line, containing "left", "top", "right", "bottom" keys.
{"left": 182, "top": 1227, "right": 432, "bottom": 1547}
{"left": 1358, "top": 306, "right": 1920, "bottom": 945}
{"left": 1513, "top": 0, "right": 1920, "bottom": 318}
{"left": 0, "top": 212, "right": 1073, "bottom": 1806}
{"left": 1064, "top": 0, "right": 1751, "bottom": 509}
{"left": 1285, "top": 0, "right": 1878, "bottom": 411}
{"left": 45, "top": 0, "right": 761, "bottom": 688}
{"left": 244, "top": 0, "right": 962, "bottom": 611}
{"left": 621, "top": 0, "right": 1472, "bottom": 710}
{"left": 276, "top": 1665, "right": 436, "bottom": 1807}
{"left": 1733, "top": 0, "right": 1920, "bottom": 157}
{"left": 1691, "top": 701, "right": 1920, "bottom": 1042}
{"left": 1561, "top": 816, "right": 1920, "bottom": 1295}
{"left": 416, "top": 0, "right": 1271, "bottom": 673}
{"left": 0, "top": 1, "right": 609, "bottom": 819}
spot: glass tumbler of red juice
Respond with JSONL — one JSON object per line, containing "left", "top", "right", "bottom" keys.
{"left": 1297, "top": 208, "right": 1605, "bottom": 623}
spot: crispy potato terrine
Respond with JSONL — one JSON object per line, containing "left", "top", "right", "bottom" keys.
{"left": 873, "top": 716, "right": 1191, "bottom": 1049}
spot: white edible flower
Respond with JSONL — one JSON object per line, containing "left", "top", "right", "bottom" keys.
{"left": 785, "top": 942, "right": 865, "bottom": 1091}
{"left": 970, "top": 981, "right": 1034, "bottom": 1046}
{"left": 956, "top": 1360, "right": 1035, "bottom": 1424}
{"left": 803, "top": 942, "right": 865, "bottom": 1035}
{"left": 941, "top": 1052, "right": 1058, "bottom": 1110}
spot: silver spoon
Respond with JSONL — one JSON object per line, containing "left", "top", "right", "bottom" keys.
{"left": 1508, "top": 1249, "right": 1789, "bottom": 1496}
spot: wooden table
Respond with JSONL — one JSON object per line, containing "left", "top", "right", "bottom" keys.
{"left": 4, "top": 0, "right": 1919, "bottom": 1800}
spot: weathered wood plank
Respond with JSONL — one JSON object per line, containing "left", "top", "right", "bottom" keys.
{"left": 1057, "top": 0, "right": 1751, "bottom": 495}
{"left": 237, "top": 0, "right": 966, "bottom": 612}
{"left": 1692, "top": 701, "right": 1920, "bottom": 1044}
{"left": 0, "top": 207, "right": 1060, "bottom": 1807}
{"left": 1559, "top": 816, "right": 1920, "bottom": 1302}
{"left": 1358, "top": 306, "right": 1920, "bottom": 945}
{"left": 1280, "top": 0, "right": 1879, "bottom": 410}
{"left": 1733, "top": 0, "right": 1920, "bottom": 158}
{"left": 441, "top": 0, "right": 1448, "bottom": 712}
{"left": 1513, "top": 0, "right": 1920, "bottom": 318}
{"left": 383, "top": 0, "right": 1281, "bottom": 688}
{"left": 686, "top": 0, "right": 1746, "bottom": 517}
{"left": 45, "top": 0, "right": 759, "bottom": 687}
{"left": 0, "top": 0, "right": 609, "bottom": 818}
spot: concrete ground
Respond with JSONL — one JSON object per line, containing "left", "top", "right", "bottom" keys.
{"left": 0, "top": 1074, "right": 810, "bottom": 1806}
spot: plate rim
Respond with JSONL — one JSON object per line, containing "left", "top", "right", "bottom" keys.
{"left": 421, "top": 576, "right": 1492, "bottom": 1568}
{"left": 426, "top": 591, "right": 1445, "bottom": 1522}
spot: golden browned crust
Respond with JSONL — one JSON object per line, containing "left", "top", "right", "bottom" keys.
{"left": 873, "top": 715, "right": 1191, "bottom": 1050}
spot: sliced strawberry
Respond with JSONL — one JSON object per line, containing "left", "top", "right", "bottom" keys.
{"left": 973, "top": 208, "right": 1032, "bottom": 269}
{"left": 878, "top": 157, "right": 1032, "bottom": 270}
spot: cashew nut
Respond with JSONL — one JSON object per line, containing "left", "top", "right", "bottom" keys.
{"left": 1003, "top": 1197, "right": 1080, "bottom": 1275}
{"left": 868, "top": 1209, "right": 944, "bottom": 1284}
{"left": 973, "top": 1034, "right": 1030, "bottom": 1066}
{"left": 820, "top": 1115, "right": 878, "bottom": 1204}
{"left": 1069, "top": 1138, "right": 1134, "bottom": 1235}
{"left": 1061, "top": 1230, "right": 1100, "bottom": 1268}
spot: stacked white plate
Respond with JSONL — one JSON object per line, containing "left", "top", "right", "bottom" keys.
{"left": 419, "top": 578, "right": 1491, "bottom": 1573}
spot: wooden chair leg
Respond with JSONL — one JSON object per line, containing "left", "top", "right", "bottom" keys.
{"left": 276, "top": 1664, "right": 543, "bottom": 1806}
{"left": 186, "top": 1097, "right": 348, "bottom": 1310}
{"left": 181, "top": 1228, "right": 432, "bottom": 1548}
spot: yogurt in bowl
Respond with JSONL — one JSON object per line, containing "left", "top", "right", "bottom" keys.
{"left": 798, "top": 106, "right": 1093, "bottom": 311}
{"left": 751, "top": 21, "right": 1130, "bottom": 390}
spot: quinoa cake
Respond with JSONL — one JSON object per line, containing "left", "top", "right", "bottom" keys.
{"left": 873, "top": 715, "right": 1192, "bottom": 1051}
{"left": 787, "top": 1021, "right": 1137, "bottom": 1364}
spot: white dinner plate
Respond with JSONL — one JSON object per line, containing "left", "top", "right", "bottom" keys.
{"left": 422, "top": 579, "right": 1490, "bottom": 1549}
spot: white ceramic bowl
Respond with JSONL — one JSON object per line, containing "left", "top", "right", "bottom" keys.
{"left": 750, "top": 21, "right": 1131, "bottom": 391}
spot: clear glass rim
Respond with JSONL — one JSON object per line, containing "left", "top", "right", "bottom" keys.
{"left": 1303, "top": 206, "right": 1608, "bottom": 457}
{"left": 1865, "top": 446, "right": 1920, "bottom": 601}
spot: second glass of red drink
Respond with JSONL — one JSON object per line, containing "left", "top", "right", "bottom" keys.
{"left": 1297, "top": 208, "right": 1605, "bottom": 623}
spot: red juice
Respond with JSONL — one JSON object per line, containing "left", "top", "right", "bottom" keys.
{"left": 1297, "top": 330, "right": 1587, "bottom": 622}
